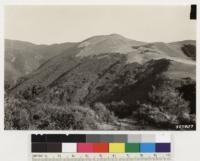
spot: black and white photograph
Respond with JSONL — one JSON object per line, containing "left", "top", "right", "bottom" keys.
{"left": 4, "top": 5, "right": 196, "bottom": 130}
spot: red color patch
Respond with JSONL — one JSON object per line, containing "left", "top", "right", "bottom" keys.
{"left": 93, "top": 143, "right": 109, "bottom": 153}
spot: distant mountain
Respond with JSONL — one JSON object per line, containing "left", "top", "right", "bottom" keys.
{"left": 5, "top": 34, "right": 196, "bottom": 130}
{"left": 5, "top": 39, "right": 77, "bottom": 84}
{"left": 6, "top": 34, "right": 195, "bottom": 87}
{"left": 5, "top": 35, "right": 195, "bottom": 84}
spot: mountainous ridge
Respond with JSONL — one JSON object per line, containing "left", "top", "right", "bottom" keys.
{"left": 6, "top": 34, "right": 196, "bottom": 94}
{"left": 5, "top": 34, "right": 196, "bottom": 130}
{"left": 5, "top": 39, "right": 77, "bottom": 84}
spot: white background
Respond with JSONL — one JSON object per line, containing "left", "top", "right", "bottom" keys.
{"left": 0, "top": 0, "right": 199, "bottom": 161}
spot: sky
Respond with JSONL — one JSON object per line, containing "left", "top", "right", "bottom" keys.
{"left": 5, "top": 5, "right": 196, "bottom": 44}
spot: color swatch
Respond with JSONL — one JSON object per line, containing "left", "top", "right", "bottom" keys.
{"left": 77, "top": 143, "right": 93, "bottom": 153}
{"left": 140, "top": 143, "right": 156, "bottom": 153}
{"left": 62, "top": 143, "right": 77, "bottom": 153}
{"left": 93, "top": 143, "right": 109, "bottom": 153}
{"left": 32, "top": 134, "right": 171, "bottom": 153}
{"left": 109, "top": 143, "right": 125, "bottom": 153}
{"left": 125, "top": 143, "right": 140, "bottom": 152}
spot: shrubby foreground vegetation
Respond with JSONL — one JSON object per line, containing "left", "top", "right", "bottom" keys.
{"left": 135, "top": 84, "right": 195, "bottom": 129}
{"left": 5, "top": 78, "right": 195, "bottom": 130}
{"left": 5, "top": 97, "right": 117, "bottom": 130}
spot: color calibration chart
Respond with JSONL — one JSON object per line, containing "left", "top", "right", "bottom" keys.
{"left": 31, "top": 134, "right": 172, "bottom": 161}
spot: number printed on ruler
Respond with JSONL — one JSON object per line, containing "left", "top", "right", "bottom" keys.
{"left": 32, "top": 153, "right": 171, "bottom": 161}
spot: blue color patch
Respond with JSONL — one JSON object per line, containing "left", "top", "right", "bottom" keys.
{"left": 140, "top": 143, "right": 155, "bottom": 152}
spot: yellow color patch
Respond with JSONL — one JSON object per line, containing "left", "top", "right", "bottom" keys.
{"left": 109, "top": 143, "right": 125, "bottom": 153}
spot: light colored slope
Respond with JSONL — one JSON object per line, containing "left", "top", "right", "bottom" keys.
{"left": 152, "top": 42, "right": 190, "bottom": 60}
{"left": 169, "top": 40, "right": 196, "bottom": 60}
{"left": 165, "top": 61, "right": 195, "bottom": 80}
{"left": 127, "top": 46, "right": 196, "bottom": 65}
{"left": 76, "top": 34, "right": 145, "bottom": 57}
{"left": 165, "top": 56, "right": 195, "bottom": 65}
{"left": 76, "top": 34, "right": 195, "bottom": 68}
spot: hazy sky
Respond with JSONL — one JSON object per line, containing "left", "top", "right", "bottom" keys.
{"left": 5, "top": 5, "right": 196, "bottom": 44}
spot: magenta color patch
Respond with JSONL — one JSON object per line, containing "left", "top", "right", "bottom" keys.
{"left": 77, "top": 143, "right": 93, "bottom": 153}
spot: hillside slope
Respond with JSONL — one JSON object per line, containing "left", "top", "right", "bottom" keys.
{"left": 5, "top": 39, "right": 77, "bottom": 84}
{"left": 5, "top": 34, "right": 196, "bottom": 130}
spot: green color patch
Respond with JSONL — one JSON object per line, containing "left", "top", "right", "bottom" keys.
{"left": 125, "top": 143, "right": 140, "bottom": 152}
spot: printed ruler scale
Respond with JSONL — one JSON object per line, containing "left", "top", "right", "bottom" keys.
{"left": 31, "top": 134, "right": 172, "bottom": 161}
{"left": 32, "top": 153, "right": 171, "bottom": 161}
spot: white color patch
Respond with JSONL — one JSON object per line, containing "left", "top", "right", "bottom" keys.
{"left": 62, "top": 143, "right": 77, "bottom": 153}
{"left": 156, "top": 134, "right": 171, "bottom": 143}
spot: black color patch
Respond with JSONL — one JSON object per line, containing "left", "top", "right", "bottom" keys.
{"left": 190, "top": 5, "right": 197, "bottom": 20}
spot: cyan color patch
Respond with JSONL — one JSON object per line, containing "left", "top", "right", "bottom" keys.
{"left": 140, "top": 143, "right": 155, "bottom": 152}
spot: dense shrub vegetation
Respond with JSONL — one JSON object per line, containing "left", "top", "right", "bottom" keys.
{"left": 181, "top": 44, "right": 196, "bottom": 60}
{"left": 4, "top": 97, "right": 117, "bottom": 130}
{"left": 5, "top": 76, "right": 196, "bottom": 130}
{"left": 135, "top": 84, "right": 195, "bottom": 129}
